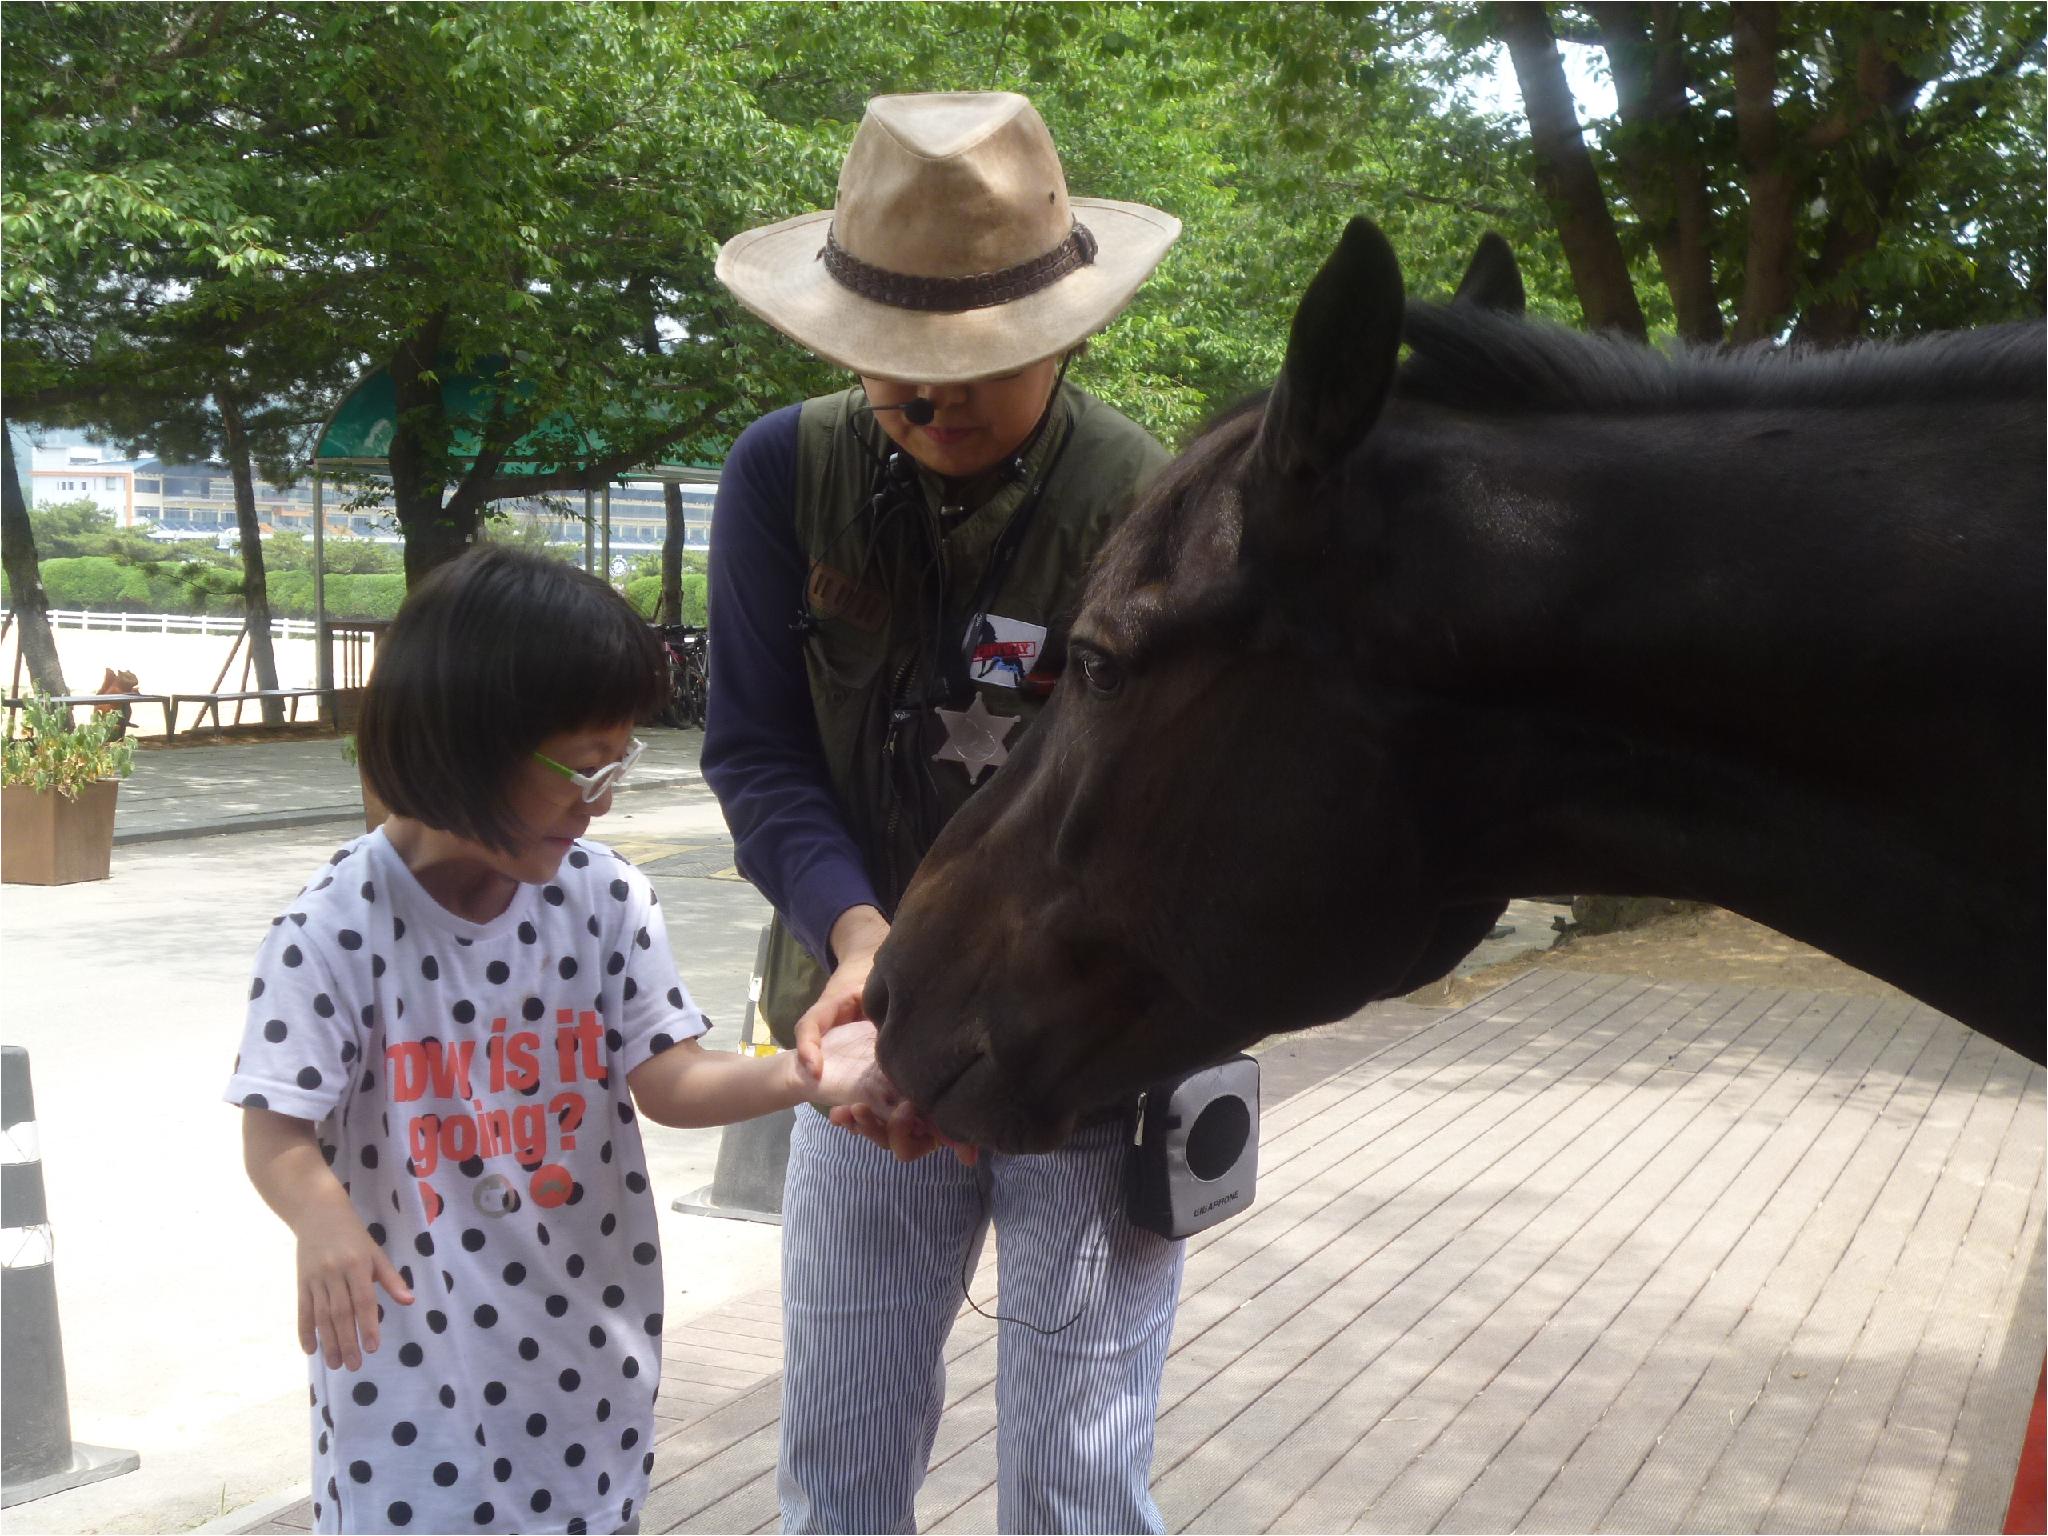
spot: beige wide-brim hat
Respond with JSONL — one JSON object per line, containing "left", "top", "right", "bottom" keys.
{"left": 716, "top": 92, "right": 1181, "bottom": 385}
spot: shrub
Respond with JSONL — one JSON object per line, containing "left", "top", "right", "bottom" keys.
{"left": 2, "top": 695, "right": 135, "bottom": 797}
{"left": 39, "top": 556, "right": 152, "bottom": 609}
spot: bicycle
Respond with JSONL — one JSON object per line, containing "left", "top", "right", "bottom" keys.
{"left": 655, "top": 622, "right": 709, "bottom": 729}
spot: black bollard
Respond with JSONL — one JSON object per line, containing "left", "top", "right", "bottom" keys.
{"left": 1, "top": 1046, "right": 138, "bottom": 1508}
{"left": 674, "top": 927, "right": 793, "bottom": 1225}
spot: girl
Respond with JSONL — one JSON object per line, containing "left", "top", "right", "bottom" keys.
{"left": 227, "top": 545, "right": 890, "bottom": 1535}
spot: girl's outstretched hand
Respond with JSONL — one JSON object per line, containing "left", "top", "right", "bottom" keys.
{"left": 798, "top": 1019, "right": 899, "bottom": 1112}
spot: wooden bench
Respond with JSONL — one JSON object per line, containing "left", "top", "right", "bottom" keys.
{"left": 3, "top": 693, "right": 177, "bottom": 737}
{"left": 169, "top": 689, "right": 329, "bottom": 734}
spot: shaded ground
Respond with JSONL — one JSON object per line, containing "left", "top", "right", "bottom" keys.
{"left": 1424, "top": 905, "right": 1910, "bottom": 1012}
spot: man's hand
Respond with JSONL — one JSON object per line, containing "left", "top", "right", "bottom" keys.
{"left": 828, "top": 1099, "right": 980, "bottom": 1165}
{"left": 795, "top": 1019, "right": 901, "bottom": 1111}
{"left": 795, "top": 905, "right": 891, "bottom": 1076}
{"left": 295, "top": 1206, "right": 414, "bottom": 1371}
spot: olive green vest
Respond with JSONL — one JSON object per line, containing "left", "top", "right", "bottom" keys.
{"left": 757, "top": 382, "right": 1168, "bottom": 1044}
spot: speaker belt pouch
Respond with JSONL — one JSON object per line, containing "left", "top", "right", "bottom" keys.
{"left": 1125, "top": 1054, "right": 1260, "bottom": 1240}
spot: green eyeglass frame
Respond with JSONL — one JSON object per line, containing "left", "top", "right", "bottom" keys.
{"left": 533, "top": 738, "right": 646, "bottom": 803}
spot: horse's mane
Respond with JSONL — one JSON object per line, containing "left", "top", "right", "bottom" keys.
{"left": 1397, "top": 303, "right": 2045, "bottom": 416}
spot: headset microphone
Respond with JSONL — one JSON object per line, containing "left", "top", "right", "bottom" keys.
{"left": 873, "top": 398, "right": 937, "bottom": 426}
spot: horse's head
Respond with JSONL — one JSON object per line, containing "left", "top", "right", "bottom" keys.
{"left": 871, "top": 220, "right": 1522, "bottom": 1151}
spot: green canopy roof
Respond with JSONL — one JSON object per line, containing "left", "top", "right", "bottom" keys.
{"left": 313, "top": 357, "right": 715, "bottom": 485}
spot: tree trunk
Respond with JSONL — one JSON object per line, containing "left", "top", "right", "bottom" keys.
{"left": 387, "top": 323, "right": 474, "bottom": 585}
{"left": 1496, "top": 1, "right": 1649, "bottom": 339}
{"left": 1596, "top": 1, "right": 1724, "bottom": 343}
{"left": 1730, "top": 2, "right": 1800, "bottom": 344}
{"left": 217, "top": 381, "right": 285, "bottom": 724}
{"left": 1, "top": 425, "right": 68, "bottom": 697}
{"left": 659, "top": 481, "right": 685, "bottom": 625}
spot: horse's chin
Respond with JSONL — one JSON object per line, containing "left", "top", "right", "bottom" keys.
{"left": 919, "top": 1052, "right": 1079, "bottom": 1155}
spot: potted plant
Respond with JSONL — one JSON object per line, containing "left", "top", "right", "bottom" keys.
{"left": 1, "top": 695, "right": 137, "bottom": 885}
{"left": 339, "top": 735, "right": 388, "bottom": 832}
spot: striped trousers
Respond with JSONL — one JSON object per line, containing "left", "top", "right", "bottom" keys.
{"left": 778, "top": 1107, "right": 1185, "bottom": 1534}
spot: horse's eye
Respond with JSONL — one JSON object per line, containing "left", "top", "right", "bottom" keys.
{"left": 1078, "top": 649, "right": 1124, "bottom": 697}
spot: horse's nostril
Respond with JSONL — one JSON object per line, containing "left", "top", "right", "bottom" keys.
{"left": 864, "top": 967, "right": 891, "bottom": 1029}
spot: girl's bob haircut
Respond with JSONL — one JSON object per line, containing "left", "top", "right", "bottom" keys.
{"left": 355, "top": 545, "right": 667, "bottom": 853}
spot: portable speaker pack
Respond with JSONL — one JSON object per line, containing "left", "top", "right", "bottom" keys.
{"left": 1125, "top": 1054, "right": 1260, "bottom": 1240}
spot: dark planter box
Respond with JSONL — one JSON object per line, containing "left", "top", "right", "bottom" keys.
{"left": 1, "top": 780, "right": 119, "bottom": 885}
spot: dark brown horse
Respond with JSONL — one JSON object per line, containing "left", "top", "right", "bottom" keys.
{"left": 869, "top": 218, "right": 2045, "bottom": 1154}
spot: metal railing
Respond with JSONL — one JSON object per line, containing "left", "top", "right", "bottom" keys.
{"left": 0, "top": 608, "right": 322, "bottom": 640}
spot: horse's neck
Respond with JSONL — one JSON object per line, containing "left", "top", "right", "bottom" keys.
{"left": 1358, "top": 400, "right": 2043, "bottom": 1034}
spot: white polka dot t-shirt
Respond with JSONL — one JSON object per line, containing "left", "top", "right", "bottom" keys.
{"left": 225, "top": 829, "right": 706, "bottom": 1535}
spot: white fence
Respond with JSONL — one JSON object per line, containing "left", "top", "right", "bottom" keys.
{"left": 0, "top": 608, "right": 322, "bottom": 640}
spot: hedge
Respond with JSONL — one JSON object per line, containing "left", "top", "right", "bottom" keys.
{"left": 624, "top": 572, "right": 707, "bottom": 625}
{"left": 10, "top": 558, "right": 405, "bottom": 621}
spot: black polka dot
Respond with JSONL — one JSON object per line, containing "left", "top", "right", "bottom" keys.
{"left": 462, "top": 1228, "right": 485, "bottom": 1253}
{"left": 453, "top": 999, "right": 475, "bottom": 1024}
{"left": 599, "top": 1472, "right": 612, "bottom": 1496}
{"left": 523, "top": 996, "right": 545, "bottom": 1022}
{"left": 349, "top": 1459, "right": 371, "bottom": 1483}
{"left": 596, "top": 1398, "right": 611, "bottom": 1422}
{"left": 485, "top": 960, "right": 509, "bottom": 984}
{"left": 622, "top": 1356, "right": 640, "bottom": 1379}
{"left": 341, "top": 1039, "right": 359, "bottom": 1062}
{"left": 608, "top": 878, "right": 629, "bottom": 901}
{"left": 642, "top": 1452, "right": 654, "bottom": 1474}
{"left": 530, "top": 1490, "right": 552, "bottom": 1514}
{"left": 338, "top": 930, "right": 362, "bottom": 951}
{"left": 388, "top": 1501, "right": 411, "bottom": 1526}
{"left": 569, "top": 1253, "right": 587, "bottom": 1277}
{"left": 519, "top": 1336, "right": 541, "bottom": 1362}
{"left": 367, "top": 1221, "right": 387, "bottom": 1245}
{"left": 503, "top": 1262, "right": 526, "bottom": 1285}
{"left": 625, "top": 1171, "right": 647, "bottom": 1195}
{"left": 421, "top": 955, "right": 439, "bottom": 981}
{"left": 473, "top": 1503, "right": 494, "bottom": 1525}
{"left": 586, "top": 915, "right": 601, "bottom": 938}
{"left": 371, "top": 954, "right": 386, "bottom": 978}
{"left": 558, "top": 1369, "right": 581, "bottom": 1392}
{"left": 414, "top": 1233, "right": 434, "bottom": 1257}
{"left": 398, "top": 1342, "right": 423, "bottom": 1367}
{"left": 241, "top": 1092, "right": 268, "bottom": 1109}
{"left": 569, "top": 850, "right": 590, "bottom": 869}
{"left": 546, "top": 1293, "right": 569, "bottom": 1318}
{"left": 250, "top": 977, "right": 266, "bottom": 1000}
{"left": 518, "top": 921, "right": 538, "bottom": 944}
{"left": 283, "top": 945, "right": 303, "bottom": 967}
{"left": 473, "top": 1304, "right": 498, "bottom": 1328}
{"left": 313, "top": 993, "right": 336, "bottom": 1018}
{"left": 297, "top": 1067, "right": 322, "bottom": 1090}
{"left": 543, "top": 885, "right": 565, "bottom": 906}
{"left": 632, "top": 1242, "right": 656, "bottom": 1265}
{"left": 666, "top": 987, "right": 684, "bottom": 1009}
{"left": 392, "top": 1419, "right": 417, "bottom": 1446}
{"left": 599, "top": 1142, "right": 613, "bottom": 1164}
{"left": 635, "top": 926, "right": 650, "bottom": 949}
{"left": 433, "top": 1461, "right": 458, "bottom": 1487}
{"left": 263, "top": 1019, "right": 288, "bottom": 1043}
{"left": 526, "top": 1412, "right": 548, "bottom": 1437}
{"left": 617, "top": 1101, "right": 635, "bottom": 1123}
{"left": 622, "top": 978, "right": 638, "bottom": 1001}
{"left": 565, "top": 1442, "right": 586, "bottom": 1467}
{"left": 484, "top": 1379, "right": 507, "bottom": 1405}
{"left": 606, "top": 951, "right": 625, "bottom": 975}
{"left": 558, "top": 956, "right": 578, "bottom": 980}
{"left": 352, "top": 1381, "right": 378, "bottom": 1406}
{"left": 438, "top": 1384, "right": 457, "bottom": 1408}
{"left": 394, "top": 918, "right": 406, "bottom": 940}
{"left": 589, "top": 1325, "right": 606, "bottom": 1348}
{"left": 569, "top": 1519, "right": 587, "bottom": 1536}
{"left": 361, "top": 881, "right": 376, "bottom": 902}
{"left": 426, "top": 1309, "right": 447, "bottom": 1334}
{"left": 493, "top": 1457, "right": 512, "bottom": 1482}
{"left": 605, "top": 1028, "right": 623, "bottom": 1052}
{"left": 644, "top": 1312, "right": 662, "bottom": 1336}
{"left": 360, "top": 1145, "right": 379, "bottom": 1169}
{"left": 649, "top": 1032, "right": 675, "bottom": 1054}
{"left": 620, "top": 1427, "right": 639, "bottom": 1450}
{"left": 458, "top": 1155, "right": 483, "bottom": 1177}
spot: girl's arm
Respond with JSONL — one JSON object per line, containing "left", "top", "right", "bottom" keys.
{"left": 243, "top": 1107, "right": 414, "bottom": 1371}
{"left": 626, "top": 1021, "right": 897, "bottom": 1129}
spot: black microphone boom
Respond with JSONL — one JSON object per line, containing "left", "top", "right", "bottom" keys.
{"left": 874, "top": 398, "right": 937, "bottom": 426}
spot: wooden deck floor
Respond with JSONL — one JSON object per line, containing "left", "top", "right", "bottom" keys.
{"left": 245, "top": 968, "right": 2044, "bottom": 1533}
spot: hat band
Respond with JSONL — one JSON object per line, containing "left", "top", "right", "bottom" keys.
{"left": 821, "top": 221, "right": 1098, "bottom": 314}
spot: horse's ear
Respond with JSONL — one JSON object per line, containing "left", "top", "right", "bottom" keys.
{"left": 1453, "top": 232, "right": 1525, "bottom": 315}
{"left": 1253, "top": 217, "right": 1405, "bottom": 486}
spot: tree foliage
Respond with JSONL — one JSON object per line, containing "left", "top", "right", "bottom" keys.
{"left": 4, "top": 0, "right": 2040, "bottom": 595}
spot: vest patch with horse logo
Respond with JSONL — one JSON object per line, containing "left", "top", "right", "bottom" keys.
{"left": 970, "top": 614, "right": 1048, "bottom": 690}
{"left": 806, "top": 561, "right": 889, "bottom": 633}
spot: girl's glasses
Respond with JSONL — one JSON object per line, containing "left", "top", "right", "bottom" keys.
{"left": 533, "top": 738, "right": 646, "bottom": 803}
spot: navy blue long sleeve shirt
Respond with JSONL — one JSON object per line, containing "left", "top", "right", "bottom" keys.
{"left": 700, "top": 407, "right": 879, "bottom": 966}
